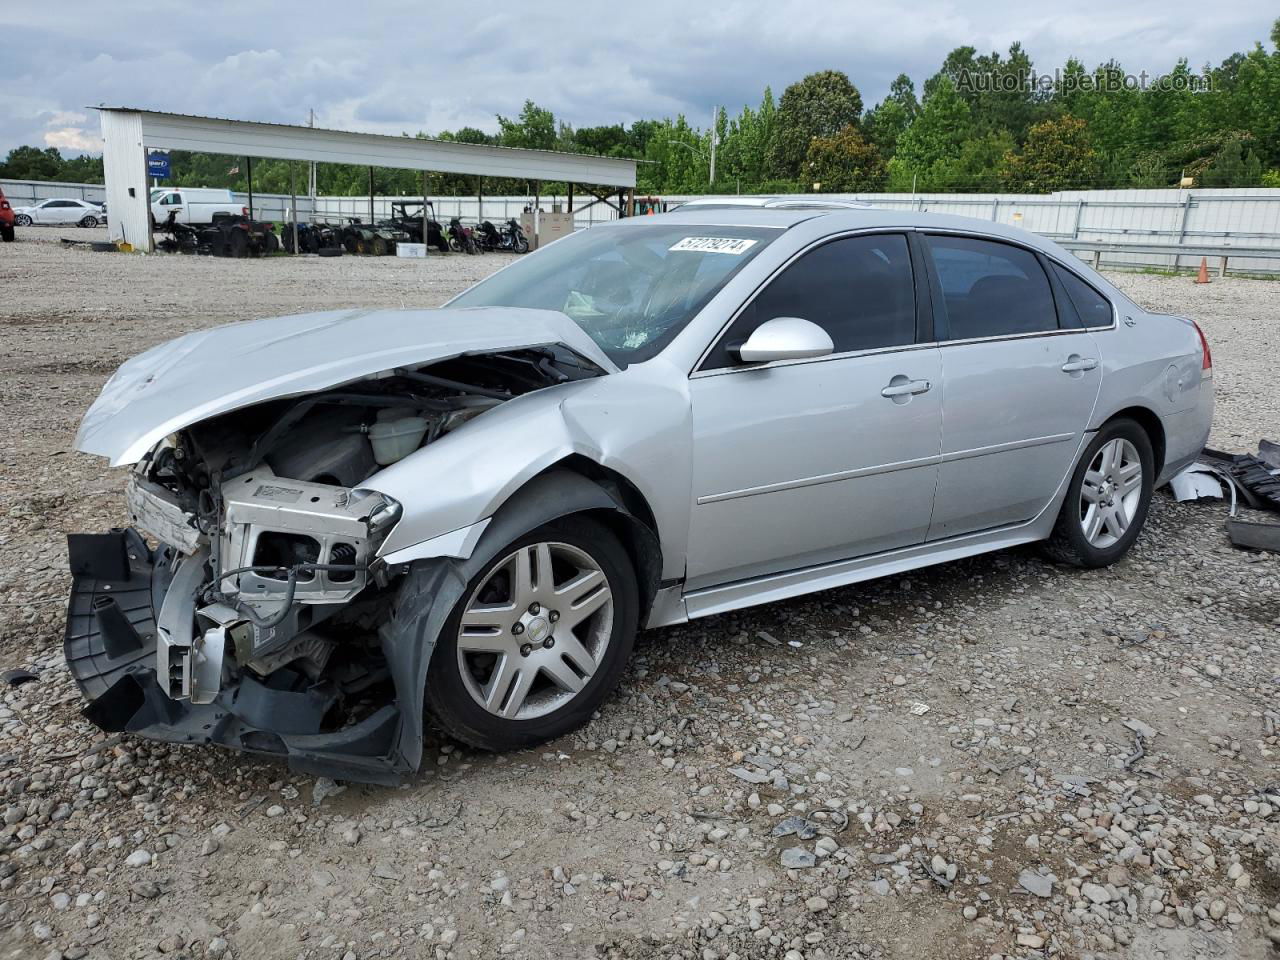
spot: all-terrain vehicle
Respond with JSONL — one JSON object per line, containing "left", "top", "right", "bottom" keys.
{"left": 382, "top": 201, "right": 449, "bottom": 252}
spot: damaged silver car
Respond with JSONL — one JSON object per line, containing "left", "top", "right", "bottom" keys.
{"left": 66, "top": 207, "right": 1214, "bottom": 783}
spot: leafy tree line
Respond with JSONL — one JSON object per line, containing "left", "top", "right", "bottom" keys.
{"left": 5, "top": 19, "right": 1280, "bottom": 197}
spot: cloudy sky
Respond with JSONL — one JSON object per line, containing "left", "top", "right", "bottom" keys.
{"left": 0, "top": 1, "right": 1272, "bottom": 155}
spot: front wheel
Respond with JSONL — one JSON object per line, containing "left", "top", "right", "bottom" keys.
{"left": 424, "top": 517, "right": 638, "bottom": 751}
{"left": 1042, "top": 418, "right": 1154, "bottom": 568}
{"left": 14, "top": 214, "right": 31, "bottom": 227}
{"left": 513, "top": 235, "right": 529, "bottom": 254}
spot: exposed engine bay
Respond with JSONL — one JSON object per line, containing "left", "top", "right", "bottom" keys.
{"left": 65, "top": 346, "right": 601, "bottom": 782}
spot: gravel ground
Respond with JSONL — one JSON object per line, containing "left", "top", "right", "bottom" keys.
{"left": 1, "top": 229, "right": 1277, "bottom": 960}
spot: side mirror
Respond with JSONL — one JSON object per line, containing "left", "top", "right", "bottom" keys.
{"left": 735, "top": 317, "right": 834, "bottom": 364}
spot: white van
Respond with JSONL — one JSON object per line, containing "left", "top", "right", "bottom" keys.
{"left": 150, "top": 188, "right": 246, "bottom": 226}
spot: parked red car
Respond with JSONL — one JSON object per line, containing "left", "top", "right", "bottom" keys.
{"left": 0, "top": 187, "right": 14, "bottom": 242}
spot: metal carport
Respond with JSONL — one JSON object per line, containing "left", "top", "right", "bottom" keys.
{"left": 95, "top": 108, "right": 638, "bottom": 252}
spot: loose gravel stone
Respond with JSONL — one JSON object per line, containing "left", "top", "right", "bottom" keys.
{"left": 0, "top": 241, "right": 1275, "bottom": 960}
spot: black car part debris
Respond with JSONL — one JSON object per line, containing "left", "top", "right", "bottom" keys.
{"left": 1176, "top": 441, "right": 1280, "bottom": 554}
{"left": 1200, "top": 443, "right": 1280, "bottom": 512}
{"left": 2, "top": 668, "right": 38, "bottom": 686}
{"left": 1224, "top": 518, "right": 1280, "bottom": 552}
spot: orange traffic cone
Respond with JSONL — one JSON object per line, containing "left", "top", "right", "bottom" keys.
{"left": 1195, "top": 257, "right": 1210, "bottom": 284}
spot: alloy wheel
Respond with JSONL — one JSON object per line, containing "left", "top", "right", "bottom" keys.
{"left": 1079, "top": 438, "right": 1143, "bottom": 549}
{"left": 456, "top": 541, "right": 613, "bottom": 720}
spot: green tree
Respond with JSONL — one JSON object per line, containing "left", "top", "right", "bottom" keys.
{"left": 1202, "top": 138, "right": 1263, "bottom": 186}
{"left": 805, "top": 125, "right": 886, "bottom": 191}
{"left": 0, "top": 146, "right": 66, "bottom": 180}
{"left": 886, "top": 76, "right": 973, "bottom": 190}
{"left": 497, "top": 101, "right": 557, "bottom": 151}
{"left": 1001, "top": 114, "right": 1101, "bottom": 192}
{"left": 864, "top": 75, "right": 919, "bottom": 160}
{"left": 768, "top": 70, "right": 863, "bottom": 179}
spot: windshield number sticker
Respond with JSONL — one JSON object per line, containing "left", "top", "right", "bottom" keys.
{"left": 669, "top": 236, "right": 758, "bottom": 255}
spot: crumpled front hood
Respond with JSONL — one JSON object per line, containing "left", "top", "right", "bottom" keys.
{"left": 76, "top": 306, "right": 617, "bottom": 466}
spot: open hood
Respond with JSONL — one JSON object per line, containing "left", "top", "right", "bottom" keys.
{"left": 75, "top": 306, "right": 617, "bottom": 466}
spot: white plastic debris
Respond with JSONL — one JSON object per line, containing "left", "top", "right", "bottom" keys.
{"left": 1169, "top": 463, "right": 1224, "bottom": 502}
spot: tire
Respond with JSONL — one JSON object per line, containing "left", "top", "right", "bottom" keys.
{"left": 226, "top": 229, "right": 249, "bottom": 259}
{"left": 264, "top": 231, "right": 280, "bottom": 254}
{"left": 514, "top": 236, "right": 529, "bottom": 254}
{"left": 371, "top": 235, "right": 388, "bottom": 256}
{"left": 1, "top": 224, "right": 13, "bottom": 243}
{"left": 317, "top": 246, "right": 344, "bottom": 257}
{"left": 424, "top": 516, "right": 638, "bottom": 751}
{"left": 79, "top": 216, "right": 99, "bottom": 228}
{"left": 448, "top": 236, "right": 461, "bottom": 253}
{"left": 14, "top": 214, "right": 31, "bottom": 227}
{"left": 1041, "top": 417, "right": 1154, "bottom": 568}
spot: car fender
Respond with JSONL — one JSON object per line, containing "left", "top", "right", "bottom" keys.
{"left": 365, "top": 360, "right": 692, "bottom": 580}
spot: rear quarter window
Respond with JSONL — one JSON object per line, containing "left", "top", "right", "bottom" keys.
{"left": 1051, "top": 263, "right": 1114, "bottom": 328}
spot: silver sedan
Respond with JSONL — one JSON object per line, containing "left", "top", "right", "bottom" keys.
{"left": 66, "top": 205, "right": 1213, "bottom": 783}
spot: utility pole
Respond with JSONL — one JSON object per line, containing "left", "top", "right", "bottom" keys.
{"left": 307, "top": 109, "right": 317, "bottom": 213}
{"left": 709, "top": 106, "right": 718, "bottom": 187}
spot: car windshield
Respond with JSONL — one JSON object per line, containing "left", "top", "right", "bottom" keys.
{"left": 447, "top": 223, "right": 779, "bottom": 365}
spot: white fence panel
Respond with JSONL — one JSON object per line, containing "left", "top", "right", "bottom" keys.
{"left": 5, "top": 178, "right": 1279, "bottom": 271}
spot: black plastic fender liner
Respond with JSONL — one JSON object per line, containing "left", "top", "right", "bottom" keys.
{"left": 64, "top": 529, "right": 164, "bottom": 703}
{"left": 381, "top": 468, "right": 657, "bottom": 773}
{"left": 93, "top": 595, "right": 144, "bottom": 658}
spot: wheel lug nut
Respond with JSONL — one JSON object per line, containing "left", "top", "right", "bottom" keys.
{"left": 548, "top": 610, "right": 560, "bottom": 623}
{"left": 520, "top": 644, "right": 532, "bottom": 657}
{"left": 511, "top": 622, "right": 524, "bottom": 635}
{"left": 543, "top": 638, "right": 555, "bottom": 649}
{"left": 528, "top": 602, "right": 540, "bottom": 615}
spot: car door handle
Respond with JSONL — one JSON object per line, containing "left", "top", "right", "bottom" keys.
{"left": 1061, "top": 356, "right": 1098, "bottom": 373}
{"left": 881, "top": 378, "right": 932, "bottom": 398}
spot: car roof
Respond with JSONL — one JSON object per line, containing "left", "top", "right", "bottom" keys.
{"left": 676, "top": 196, "right": 873, "bottom": 211}
{"left": 608, "top": 204, "right": 1075, "bottom": 261}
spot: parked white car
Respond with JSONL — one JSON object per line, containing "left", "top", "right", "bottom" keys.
{"left": 150, "top": 188, "right": 246, "bottom": 227}
{"left": 12, "top": 197, "right": 105, "bottom": 227}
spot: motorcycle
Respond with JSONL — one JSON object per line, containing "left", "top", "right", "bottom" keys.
{"left": 501, "top": 218, "right": 530, "bottom": 254}
{"left": 474, "top": 220, "right": 503, "bottom": 252}
{"left": 447, "top": 216, "right": 479, "bottom": 255}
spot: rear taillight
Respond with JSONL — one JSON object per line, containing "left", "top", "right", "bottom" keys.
{"left": 1192, "top": 320, "right": 1212, "bottom": 371}
{"left": 0, "top": 200, "right": 9, "bottom": 211}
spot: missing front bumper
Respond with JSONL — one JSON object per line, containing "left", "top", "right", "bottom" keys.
{"left": 64, "top": 528, "right": 409, "bottom": 784}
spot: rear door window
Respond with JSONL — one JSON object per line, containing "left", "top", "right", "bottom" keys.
{"left": 925, "top": 235, "right": 1058, "bottom": 340}
{"left": 705, "top": 233, "right": 917, "bottom": 368}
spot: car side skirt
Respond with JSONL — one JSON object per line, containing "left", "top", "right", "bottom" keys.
{"left": 677, "top": 517, "right": 1056, "bottom": 622}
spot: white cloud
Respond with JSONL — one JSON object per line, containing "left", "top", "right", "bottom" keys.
{"left": 0, "top": 0, "right": 1271, "bottom": 155}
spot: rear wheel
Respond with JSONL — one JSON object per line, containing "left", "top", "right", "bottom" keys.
{"left": 79, "top": 215, "right": 99, "bottom": 228}
{"left": 1, "top": 224, "right": 13, "bottom": 243}
{"left": 371, "top": 235, "right": 388, "bottom": 256}
{"left": 424, "top": 517, "right": 637, "bottom": 751}
{"left": 1042, "top": 418, "right": 1154, "bottom": 568}
{"left": 14, "top": 214, "right": 31, "bottom": 227}
{"left": 226, "top": 228, "right": 249, "bottom": 259}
